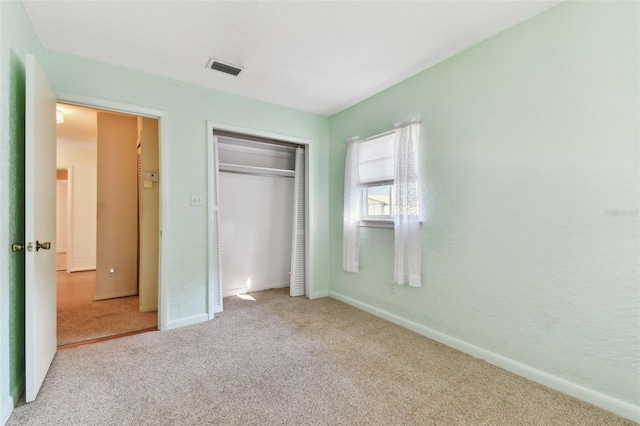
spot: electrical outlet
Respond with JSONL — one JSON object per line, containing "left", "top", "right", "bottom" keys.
{"left": 190, "top": 194, "right": 205, "bottom": 206}
{"left": 109, "top": 268, "right": 116, "bottom": 277}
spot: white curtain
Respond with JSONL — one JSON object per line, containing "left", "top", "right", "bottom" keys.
{"left": 343, "top": 136, "right": 361, "bottom": 272}
{"left": 393, "top": 121, "right": 422, "bottom": 287}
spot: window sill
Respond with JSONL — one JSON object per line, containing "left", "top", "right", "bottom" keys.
{"left": 360, "top": 219, "right": 394, "bottom": 229}
{"left": 359, "top": 219, "right": 423, "bottom": 229}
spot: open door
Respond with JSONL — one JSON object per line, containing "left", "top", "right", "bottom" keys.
{"left": 25, "top": 53, "right": 57, "bottom": 402}
{"left": 290, "top": 147, "right": 305, "bottom": 297}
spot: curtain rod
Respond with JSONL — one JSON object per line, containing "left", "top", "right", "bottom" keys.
{"left": 364, "top": 129, "right": 395, "bottom": 141}
{"left": 346, "top": 129, "right": 393, "bottom": 144}
{"left": 348, "top": 119, "right": 420, "bottom": 143}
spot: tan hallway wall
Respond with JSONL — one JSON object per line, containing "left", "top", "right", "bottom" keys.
{"left": 95, "top": 112, "right": 138, "bottom": 300}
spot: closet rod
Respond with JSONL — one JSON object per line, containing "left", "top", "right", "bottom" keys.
{"left": 219, "top": 170, "right": 294, "bottom": 179}
{"left": 214, "top": 129, "right": 301, "bottom": 150}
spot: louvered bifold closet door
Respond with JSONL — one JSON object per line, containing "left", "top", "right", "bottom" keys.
{"left": 290, "top": 147, "right": 306, "bottom": 297}
{"left": 208, "top": 136, "right": 223, "bottom": 314}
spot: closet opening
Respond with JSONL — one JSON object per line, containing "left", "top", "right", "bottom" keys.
{"left": 208, "top": 129, "right": 307, "bottom": 314}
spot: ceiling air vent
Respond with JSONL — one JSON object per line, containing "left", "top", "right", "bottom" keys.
{"left": 207, "top": 59, "right": 242, "bottom": 76}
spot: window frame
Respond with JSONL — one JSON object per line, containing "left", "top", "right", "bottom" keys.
{"left": 360, "top": 182, "right": 395, "bottom": 222}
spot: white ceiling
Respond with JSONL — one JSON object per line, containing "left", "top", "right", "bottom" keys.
{"left": 24, "top": 1, "right": 560, "bottom": 116}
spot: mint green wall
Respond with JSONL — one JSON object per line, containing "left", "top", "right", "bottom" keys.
{"left": 41, "top": 50, "right": 330, "bottom": 322}
{"left": 0, "top": 0, "right": 43, "bottom": 420}
{"left": 329, "top": 1, "right": 639, "bottom": 409}
{"left": 0, "top": 0, "right": 637, "bottom": 422}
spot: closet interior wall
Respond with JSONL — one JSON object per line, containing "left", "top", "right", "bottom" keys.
{"left": 217, "top": 135, "right": 297, "bottom": 297}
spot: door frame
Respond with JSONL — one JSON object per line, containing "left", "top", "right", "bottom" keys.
{"left": 206, "top": 120, "right": 313, "bottom": 318}
{"left": 57, "top": 92, "right": 169, "bottom": 331}
{"left": 55, "top": 166, "right": 72, "bottom": 272}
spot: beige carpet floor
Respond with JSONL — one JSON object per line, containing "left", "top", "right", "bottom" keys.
{"left": 57, "top": 295, "right": 158, "bottom": 346}
{"left": 10, "top": 289, "right": 632, "bottom": 425}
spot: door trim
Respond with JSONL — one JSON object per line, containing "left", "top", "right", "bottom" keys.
{"left": 54, "top": 167, "right": 72, "bottom": 271}
{"left": 65, "top": 166, "right": 73, "bottom": 272}
{"left": 206, "top": 120, "right": 313, "bottom": 318}
{"left": 57, "top": 92, "right": 169, "bottom": 331}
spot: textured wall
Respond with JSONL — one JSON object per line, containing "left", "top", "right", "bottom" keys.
{"left": 41, "top": 49, "right": 330, "bottom": 322}
{"left": 329, "top": 1, "right": 639, "bottom": 409}
{"left": 0, "top": 0, "right": 43, "bottom": 421}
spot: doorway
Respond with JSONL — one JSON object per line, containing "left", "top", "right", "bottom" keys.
{"left": 55, "top": 103, "right": 159, "bottom": 348}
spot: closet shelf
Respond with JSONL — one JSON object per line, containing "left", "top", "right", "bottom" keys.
{"left": 218, "top": 162, "right": 295, "bottom": 178}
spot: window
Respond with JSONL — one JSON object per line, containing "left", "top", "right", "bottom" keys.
{"left": 358, "top": 132, "right": 395, "bottom": 224}
{"left": 362, "top": 185, "right": 393, "bottom": 219}
{"left": 343, "top": 121, "right": 422, "bottom": 284}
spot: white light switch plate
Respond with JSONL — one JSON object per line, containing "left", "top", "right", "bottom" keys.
{"left": 190, "top": 194, "right": 205, "bottom": 206}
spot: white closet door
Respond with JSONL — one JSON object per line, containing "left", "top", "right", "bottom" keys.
{"left": 208, "top": 136, "right": 223, "bottom": 315}
{"left": 290, "top": 147, "right": 306, "bottom": 297}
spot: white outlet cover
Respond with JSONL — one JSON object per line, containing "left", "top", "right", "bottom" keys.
{"left": 190, "top": 194, "right": 205, "bottom": 206}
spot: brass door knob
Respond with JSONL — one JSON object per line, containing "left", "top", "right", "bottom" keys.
{"left": 35, "top": 241, "right": 51, "bottom": 251}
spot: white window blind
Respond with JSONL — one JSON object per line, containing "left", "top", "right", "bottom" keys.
{"left": 358, "top": 133, "right": 395, "bottom": 187}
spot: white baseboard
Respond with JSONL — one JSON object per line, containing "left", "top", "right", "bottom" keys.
{"left": 312, "top": 290, "right": 329, "bottom": 299}
{"left": 222, "top": 282, "right": 289, "bottom": 298}
{"left": 166, "top": 313, "right": 209, "bottom": 330}
{"left": 68, "top": 266, "right": 96, "bottom": 273}
{"left": 94, "top": 290, "right": 137, "bottom": 301}
{"left": 68, "top": 256, "right": 96, "bottom": 272}
{"left": 1, "top": 374, "right": 24, "bottom": 426}
{"left": 328, "top": 290, "right": 640, "bottom": 424}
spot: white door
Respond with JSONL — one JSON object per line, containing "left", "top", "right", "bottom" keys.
{"left": 25, "top": 53, "right": 57, "bottom": 402}
{"left": 289, "top": 147, "right": 305, "bottom": 297}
